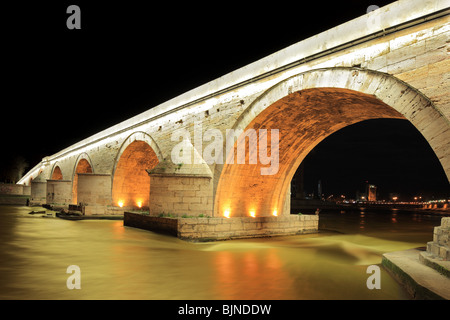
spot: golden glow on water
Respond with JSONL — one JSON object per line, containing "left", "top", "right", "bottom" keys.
{"left": 0, "top": 206, "right": 441, "bottom": 300}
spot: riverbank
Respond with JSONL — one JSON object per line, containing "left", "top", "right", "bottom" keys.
{"left": 382, "top": 249, "right": 450, "bottom": 299}
{"left": 56, "top": 212, "right": 124, "bottom": 220}
{"left": 382, "top": 217, "right": 450, "bottom": 300}
{"left": 26, "top": 206, "right": 124, "bottom": 220}
{"left": 292, "top": 199, "right": 450, "bottom": 216}
{"left": 0, "top": 194, "right": 29, "bottom": 205}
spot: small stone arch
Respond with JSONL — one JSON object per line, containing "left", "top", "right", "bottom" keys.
{"left": 72, "top": 153, "right": 94, "bottom": 204}
{"left": 111, "top": 131, "right": 163, "bottom": 209}
{"left": 50, "top": 163, "right": 63, "bottom": 180}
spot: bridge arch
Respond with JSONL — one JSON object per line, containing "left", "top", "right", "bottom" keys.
{"left": 214, "top": 67, "right": 450, "bottom": 218}
{"left": 111, "top": 131, "right": 162, "bottom": 209}
{"left": 50, "top": 163, "right": 63, "bottom": 180}
{"left": 71, "top": 153, "right": 94, "bottom": 204}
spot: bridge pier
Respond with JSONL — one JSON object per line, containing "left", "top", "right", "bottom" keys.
{"left": 46, "top": 180, "right": 72, "bottom": 207}
{"left": 124, "top": 212, "right": 319, "bottom": 241}
{"left": 77, "top": 173, "right": 114, "bottom": 215}
{"left": 30, "top": 181, "right": 47, "bottom": 205}
{"left": 148, "top": 172, "right": 214, "bottom": 217}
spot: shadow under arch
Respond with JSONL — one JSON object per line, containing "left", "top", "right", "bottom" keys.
{"left": 214, "top": 67, "right": 450, "bottom": 218}
{"left": 71, "top": 153, "right": 94, "bottom": 204}
{"left": 111, "top": 131, "right": 163, "bottom": 209}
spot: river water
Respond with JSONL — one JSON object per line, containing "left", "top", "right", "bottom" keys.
{"left": 0, "top": 205, "right": 444, "bottom": 300}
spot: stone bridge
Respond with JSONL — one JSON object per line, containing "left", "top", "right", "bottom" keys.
{"left": 18, "top": 0, "right": 450, "bottom": 239}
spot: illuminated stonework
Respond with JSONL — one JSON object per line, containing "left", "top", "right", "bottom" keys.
{"left": 215, "top": 87, "right": 406, "bottom": 217}
{"left": 72, "top": 158, "right": 93, "bottom": 204}
{"left": 112, "top": 140, "right": 159, "bottom": 209}
{"left": 16, "top": 0, "right": 449, "bottom": 236}
{"left": 51, "top": 166, "right": 63, "bottom": 180}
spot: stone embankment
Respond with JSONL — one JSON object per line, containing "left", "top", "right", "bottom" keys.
{"left": 382, "top": 217, "right": 450, "bottom": 300}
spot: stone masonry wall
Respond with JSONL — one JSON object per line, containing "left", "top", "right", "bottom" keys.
{"left": 0, "top": 182, "right": 26, "bottom": 195}
{"left": 178, "top": 214, "right": 319, "bottom": 241}
{"left": 19, "top": 12, "right": 450, "bottom": 217}
{"left": 149, "top": 175, "right": 213, "bottom": 217}
{"left": 427, "top": 217, "right": 450, "bottom": 261}
{"left": 46, "top": 180, "right": 72, "bottom": 205}
{"left": 124, "top": 212, "right": 319, "bottom": 241}
{"left": 77, "top": 173, "right": 112, "bottom": 206}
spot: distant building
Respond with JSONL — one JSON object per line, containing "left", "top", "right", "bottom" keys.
{"left": 356, "top": 182, "right": 377, "bottom": 202}
{"left": 367, "top": 184, "right": 377, "bottom": 201}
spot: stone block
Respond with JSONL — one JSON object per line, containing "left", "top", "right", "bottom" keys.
{"left": 83, "top": 205, "right": 106, "bottom": 215}
{"left": 243, "top": 222, "right": 257, "bottom": 230}
{"left": 175, "top": 190, "right": 196, "bottom": 197}
{"left": 425, "top": 32, "right": 449, "bottom": 51}
{"left": 442, "top": 217, "right": 450, "bottom": 228}
{"left": 215, "top": 223, "right": 231, "bottom": 232}
{"left": 188, "top": 203, "right": 211, "bottom": 212}
{"left": 182, "top": 196, "right": 201, "bottom": 204}
{"left": 173, "top": 203, "right": 190, "bottom": 211}
{"left": 416, "top": 47, "right": 447, "bottom": 67}
{"left": 386, "top": 40, "right": 426, "bottom": 65}
{"left": 192, "top": 223, "right": 210, "bottom": 233}
{"left": 431, "top": 243, "right": 441, "bottom": 257}
{"left": 178, "top": 223, "right": 195, "bottom": 233}
{"left": 439, "top": 246, "right": 450, "bottom": 261}
{"left": 229, "top": 219, "right": 244, "bottom": 231}
{"left": 387, "top": 57, "right": 416, "bottom": 74}
{"left": 438, "top": 230, "right": 449, "bottom": 246}
{"left": 427, "top": 241, "right": 433, "bottom": 253}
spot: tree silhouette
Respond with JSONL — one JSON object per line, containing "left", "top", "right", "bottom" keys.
{"left": 0, "top": 155, "right": 29, "bottom": 183}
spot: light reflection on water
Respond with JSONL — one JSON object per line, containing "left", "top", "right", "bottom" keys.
{"left": 0, "top": 206, "right": 443, "bottom": 300}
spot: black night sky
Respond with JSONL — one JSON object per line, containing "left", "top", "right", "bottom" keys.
{"left": 2, "top": 1, "right": 449, "bottom": 200}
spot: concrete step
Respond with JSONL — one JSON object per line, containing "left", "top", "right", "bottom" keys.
{"left": 433, "top": 226, "right": 449, "bottom": 247}
{"left": 382, "top": 249, "right": 450, "bottom": 300}
{"left": 427, "top": 241, "right": 450, "bottom": 261}
{"left": 419, "top": 250, "right": 450, "bottom": 279}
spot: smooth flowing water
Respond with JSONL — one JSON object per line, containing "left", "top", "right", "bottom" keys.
{"left": 0, "top": 205, "right": 444, "bottom": 300}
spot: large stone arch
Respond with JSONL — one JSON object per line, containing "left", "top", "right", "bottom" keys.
{"left": 111, "top": 131, "right": 163, "bottom": 209}
{"left": 214, "top": 67, "right": 450, "bottom": 218}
